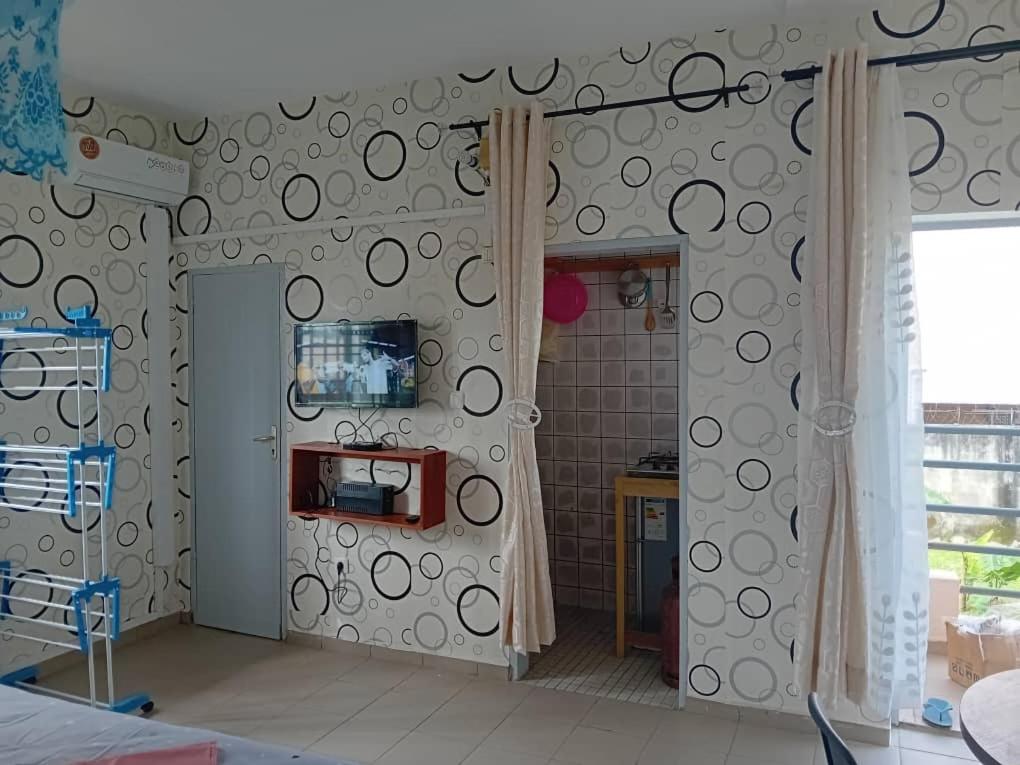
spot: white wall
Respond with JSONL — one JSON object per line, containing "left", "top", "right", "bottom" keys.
{"left": 2, "top": 0, "right": 1018, "bottom": 718}
{"left": 0, "top": 90, "right": 180, "bottom": 674}
{"left": 164, "top": 0, "right": 1020, "bottom": 711}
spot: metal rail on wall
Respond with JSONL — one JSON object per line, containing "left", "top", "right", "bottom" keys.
{"left": 448, "top": 84, "right": 752, "bottom": 132}
{"left": 447, "top": 39, "right": 1020, "bottom": 133}
{"left": 545, "top": 253, "right": 680, "bottom": 274}
{"left": 169, "top": 205, "right": 487, "bottom": 247}
{"left": 781, "top": 39, "right": 1020, "bottom": 81}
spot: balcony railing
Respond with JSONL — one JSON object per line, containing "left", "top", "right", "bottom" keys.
{"left": 924, "top": 422, "right": 1020, "bottom": 605}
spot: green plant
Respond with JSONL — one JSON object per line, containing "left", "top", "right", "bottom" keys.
{"left": 983, "top": 561, "right": 1020, "bottom": 590}
{"left": 960, "top": 530, "right": 996, "bottom": 612}
{"left": 925, "top": 511, "right": 1019, "bottom": 614}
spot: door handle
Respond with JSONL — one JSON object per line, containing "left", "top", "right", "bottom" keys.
{"left": 253, "top": 426, "right": 278, "bottom": 461}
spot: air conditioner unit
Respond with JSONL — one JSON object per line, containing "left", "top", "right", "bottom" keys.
{"left": 55, "top": 133, "right": 190, "bottom": 207}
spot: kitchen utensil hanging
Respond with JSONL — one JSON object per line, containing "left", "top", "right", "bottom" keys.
{"left": 617, "top": 266, "right": 648, "bottom": 309}
{"left": 660, "top": 265, "right": 677, "bottom": 329}
{"left": 644, "top": 280, "right": 656, "bottom": 331}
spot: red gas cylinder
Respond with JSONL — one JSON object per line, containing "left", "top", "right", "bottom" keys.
{"left": 660, "top": 555, "right": 681, "bottom": 688}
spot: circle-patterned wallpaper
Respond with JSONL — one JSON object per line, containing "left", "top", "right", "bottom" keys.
{"left": 1, "top": 96, "right": 179, "bottom": 675}
{"left": 167, "top": 0, "right": 1020, "bottom": 702}
{"left": 4, "top": 0, "right": 1019, "bottom": 711}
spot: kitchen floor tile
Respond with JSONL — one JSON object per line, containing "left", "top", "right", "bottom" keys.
{"left": 484, "top": 712, "right": 579, "bottom": 756}
{"left": 340, "top": 658, "right": 419, "bottom": 690}
{"left": 645, "top": 710, "right": 739, "bottom": 755}
{"left": 521, "top": 687, "right": 599, "bottom": 722}
{"left": 729, "top": 723, "right": 818, "bottom": 764}
{"left": 373, "top": 732, "right": 476, "bottom": 765}
{"left": 813, "top": 741, "right": 900, "bottom": 765}
{"left": 44, "top": 621, "right": 983, "bottom": 765}
{"left": 415, "top": 695, "right": 522, "bottom": 744}
{"left": 581, "top": 697, "right": 665, "bottom": 740}
{"left": 465, "top": 746, "right": 551, "bottom": 765}
{"left": 245, "top": 713, "right": 344, "bottom": 750}
{"left": 308, "top": 718, "right": 410, "bottom": 762}
{"left": 900, "top": 750, "right": 977, "bottom": 765}
{"left": 898, "top": 729, "right": 976, "bottom": 761}
{"left": 554, "top": 725, "right": 646, "bottom": 765}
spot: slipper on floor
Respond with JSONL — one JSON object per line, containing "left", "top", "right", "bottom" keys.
{"left": 922, "top": 697, "right": 954, "bottom": 728}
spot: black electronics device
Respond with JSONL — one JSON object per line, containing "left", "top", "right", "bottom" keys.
{"left": 332, "top": 481, "right": 394, "bottom": 516}
{"left": 343, "top": 441, "right": 386, "bottom": 452}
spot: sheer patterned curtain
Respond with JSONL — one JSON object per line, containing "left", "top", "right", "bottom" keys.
{"left": 796, "top": 47, "right": 928, "bottom": 720}
{"left": 0, "top": 0, "right": 66, "bottom": 179}
{"left": 489, "top": 103, "right": 556, "bottom": 654}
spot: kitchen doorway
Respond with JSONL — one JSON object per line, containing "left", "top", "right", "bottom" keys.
{"left": 524, "top": 236, "right": 689, "bottom": 710}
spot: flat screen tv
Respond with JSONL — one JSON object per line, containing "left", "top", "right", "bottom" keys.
{"left": 294, "top": 320, "right": 418, "bottom": 409}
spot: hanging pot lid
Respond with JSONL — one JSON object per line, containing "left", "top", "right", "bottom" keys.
{"left": 617, "top": 266, "right": 649, "bottom": 307}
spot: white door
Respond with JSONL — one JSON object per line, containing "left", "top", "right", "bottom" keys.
{"left": 189, "top": 265, "right": 284, "bottom": 639}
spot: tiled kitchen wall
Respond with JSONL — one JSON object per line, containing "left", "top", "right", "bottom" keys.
{"left": 536, "top": 264, "right": 683, "bottom": 611}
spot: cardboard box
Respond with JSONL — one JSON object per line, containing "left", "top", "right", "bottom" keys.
{"left": 946, "top": 619, "right": 1020, "bottom": 688}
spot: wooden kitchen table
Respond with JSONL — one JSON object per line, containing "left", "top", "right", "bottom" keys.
{"left": 614, "top": 474, "right": 681, "bottom": 658}
{"left": 961, "top": 669, "right": 1020, "bottom": 765}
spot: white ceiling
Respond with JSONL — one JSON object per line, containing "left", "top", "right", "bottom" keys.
{"left": 61, "top": 0, "right": 874, "bottom": 118}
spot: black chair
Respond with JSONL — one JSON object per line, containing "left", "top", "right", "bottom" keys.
{"left": 808, "top": 692, "right": 858, "bottom": 765}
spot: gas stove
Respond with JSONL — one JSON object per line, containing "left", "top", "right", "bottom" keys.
{"left": 627, "top": 450, "right": 680, "bottom": 479}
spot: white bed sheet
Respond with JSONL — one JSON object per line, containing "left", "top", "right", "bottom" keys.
{"left": 0, "top": 685, "right": 356, "bottom": 765}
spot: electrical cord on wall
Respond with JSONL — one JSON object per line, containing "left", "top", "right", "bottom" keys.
{"left": 348, "top": 408, "right": 402, "bottom": 451}
{"left": 352, "top": 407, "right": 380, "bottom": 442}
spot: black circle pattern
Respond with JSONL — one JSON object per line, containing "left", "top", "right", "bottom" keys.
{"left": 285, "top": 275, "right": 324, "bottom": 321}
{"left": 370, "top": 551, "right": 413, "bottom": 601}
{"left": 4, "top": 19, "right": 997, "bottom": 699}
{"left": 365, "top": 237, "right": 409, "bottom": 288}
{"left": 456, "top": 474, "right": 503, "bottom": 526}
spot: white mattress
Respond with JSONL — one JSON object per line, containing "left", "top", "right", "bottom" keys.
{"left": 0, "top": 685, "right": 356, "bottom": 765}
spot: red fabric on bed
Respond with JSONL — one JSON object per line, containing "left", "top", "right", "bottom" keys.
{"left": 74, "top": 741, "right": 217, "bottom": 765}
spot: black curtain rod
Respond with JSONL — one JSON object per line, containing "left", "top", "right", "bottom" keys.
{"left": 448, "top": 83, "right": 750, "bottom": 132}
{"left": 782, "top": 39, "right": 1020, "bottom": 81}
{"left": 448, "top": 38, "right": 1020, "bottom": 132}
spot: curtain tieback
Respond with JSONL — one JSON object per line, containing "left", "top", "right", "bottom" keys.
{"left": 811, "top": 400, "right": 856, "bottom": 437}
{"left": 506, "top": 398, "right": 543, "bottom": 431}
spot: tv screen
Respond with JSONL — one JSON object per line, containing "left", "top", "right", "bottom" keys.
{"left": 294, "top": 320, "right": 418, "bottom": 409}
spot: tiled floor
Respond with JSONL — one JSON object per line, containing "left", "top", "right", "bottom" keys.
{"left": 899, "top": 655, "right": 964, "bottom": 732}
{"left": 38, "top": 625, "right": 975, "bottom": 765}
{"left": 524, "top": 606, "right": 677, "bottom": 708}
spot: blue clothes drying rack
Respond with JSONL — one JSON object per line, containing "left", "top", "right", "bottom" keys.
{"left": 0, "top": 307, "right": 153, "bottom": 715}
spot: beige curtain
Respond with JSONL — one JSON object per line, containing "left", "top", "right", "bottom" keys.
{"left": 796, "top": 47, "right": 928, "bottom": 718}
{"left": 489, "top": 103, "right": 556, "bottom": 654}
{"left": 796, "top": 45, "right": 868, "bottom": 711}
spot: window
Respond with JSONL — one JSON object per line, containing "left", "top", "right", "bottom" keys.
{"left": 914, "top": 222, "right": 1020, "bottom": 614}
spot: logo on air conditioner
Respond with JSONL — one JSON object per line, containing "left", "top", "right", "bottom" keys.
{"left": 146, "top": 156, "right": 187, "bottom": 175}
{"left": 79, "top": 136, "right": 100, "bottom": 160}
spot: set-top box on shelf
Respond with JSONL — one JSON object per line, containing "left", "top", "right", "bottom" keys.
{"left": 331, "top": 481, "right": 394, "bottom": 516}
{"left": 289, "top": 443, "right": 447, "bottom": 530}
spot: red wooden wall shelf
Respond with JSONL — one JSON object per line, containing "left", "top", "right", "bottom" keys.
{"left": 288, "top": 442, "right": 447, "bottom": 530}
